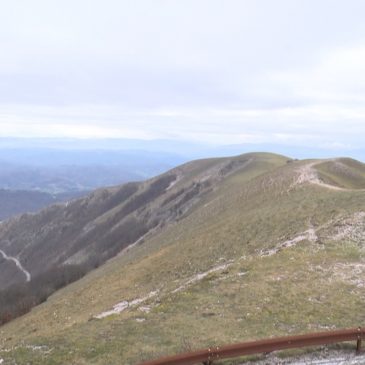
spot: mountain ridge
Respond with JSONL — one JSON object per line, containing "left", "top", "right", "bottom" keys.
{"left": 1, "top": 152, "right": 365, "bottom": 365}
{"left": 0, "top": 152, "right": 285, "bottom": 290}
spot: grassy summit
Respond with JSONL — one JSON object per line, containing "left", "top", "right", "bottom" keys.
{"left": 1, "top": 153, "right": 365, "bottom": 365}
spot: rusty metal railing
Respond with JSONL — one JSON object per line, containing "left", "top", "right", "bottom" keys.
{"left": 138, "top": 327, "right": 364, "bottom": 365}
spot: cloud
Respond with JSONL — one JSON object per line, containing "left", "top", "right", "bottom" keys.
{"left": 1, "top": 103, "right": 365, "bottom": 149}
{"left": 1, "top": 0, "right": 365, "bottom": 158}
{"left": 268, "top": 46, "right": 365, "bottom": 104}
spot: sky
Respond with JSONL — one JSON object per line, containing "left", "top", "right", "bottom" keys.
{"left": 1, "top": 0, "right": 365, "bottom": 158}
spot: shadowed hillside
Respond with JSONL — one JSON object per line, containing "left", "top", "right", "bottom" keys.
{"left": 0, "top": 153, "right": 277, "bottom": 291}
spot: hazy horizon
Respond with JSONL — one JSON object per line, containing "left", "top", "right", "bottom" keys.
{"left": 0, "top": 136, "right": 365, "bottom": 163}
{"left": 1, "top": 1, "right": 365, "bottom": 160}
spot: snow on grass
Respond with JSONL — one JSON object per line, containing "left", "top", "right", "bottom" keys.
{"left": 171, "top": 262, "right": 233, "bottom": 294}
{"left": 95, "top": 290, "right": 159, "bottom": 319}
{"left": 260, "top": 228, "right": 318, "bottom": 257}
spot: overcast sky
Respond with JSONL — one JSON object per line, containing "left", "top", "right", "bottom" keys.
{"left": 1, "top": 0, "right": 365, "bottom": 156}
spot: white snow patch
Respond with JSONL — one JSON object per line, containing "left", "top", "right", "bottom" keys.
{"left": 24, "top": 345, "right": 50, "bottom": 352}
{"left": 331, "top": 212, "right": 365, "bottom": 242}
{"left": 310, "top": 262, "right": 365, "bottom": 289}
{"left": 139, "top": 306, "right": 151, "bottom": 313}
{"left": 95, "top": 290, "right": 159, "bottom": 319}
{"left": 260, "top": 228, "right": 318, "bottom": 257}
{"left": 332, "top": 263, "right": 365, "bottom": 288}
{"left": 172, "top": 263, "right": 233, "bottom": 294}
{"left": 0, "top": 345, "right": 52, "bottom": 355}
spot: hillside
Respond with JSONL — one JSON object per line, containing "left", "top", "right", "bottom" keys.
{"left": 0, "top": 153, "right": 365, "bottom": 365}
{"left": 0, "top": 153, "right": 270, "bottom": 291}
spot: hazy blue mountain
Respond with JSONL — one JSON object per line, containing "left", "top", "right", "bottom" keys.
{"left": 0, "top": 142, "right": 187, "bottom": 193}
{"left": 1, "top": 138, "right": 363, "bottom": 162}
{"left": 0, "top": 189, "right": 86, "bottom": 221}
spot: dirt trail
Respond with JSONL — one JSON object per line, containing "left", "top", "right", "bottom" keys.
{"left": 0, "top": 249, "right": 31, "bottom": 282}
{"left": 293, "top": 161, "right": 345, "bottom": 191}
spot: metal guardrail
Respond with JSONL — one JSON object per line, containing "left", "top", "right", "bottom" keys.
{"left": 138, "top": 327, "right": 364, "bottom": 365}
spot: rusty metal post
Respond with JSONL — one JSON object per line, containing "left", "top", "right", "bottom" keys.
{"left": 357, "top": 337, "right": 362, "bottom": 354}
{"left": 356, "top": 327, "right": 362, "bottom": 355}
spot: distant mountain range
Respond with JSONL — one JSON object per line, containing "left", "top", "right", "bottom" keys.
{"left": 1, "top": 137, "right": 365, "bottom": 162}
{"left": 0, "top": 189, "right": 88, "bottom": 221}
{"left": 0, "top": 140, "right": 190, "bottom": 229}
{"left": 0, "top": 148, "right": 186, "bottom": 193}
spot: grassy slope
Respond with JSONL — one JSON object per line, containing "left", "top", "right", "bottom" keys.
{"left": 316, "top": 158, "right": 365, "bottom": 189}
{"left": 1, "top": 154, "right": 365, "bottom": 365}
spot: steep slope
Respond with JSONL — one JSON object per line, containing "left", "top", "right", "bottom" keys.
{"left": 1, "top": 154, "right": 365, "bottom": 365}
{"left": 0, "top": 152, "right": 283, "bottom": 290}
